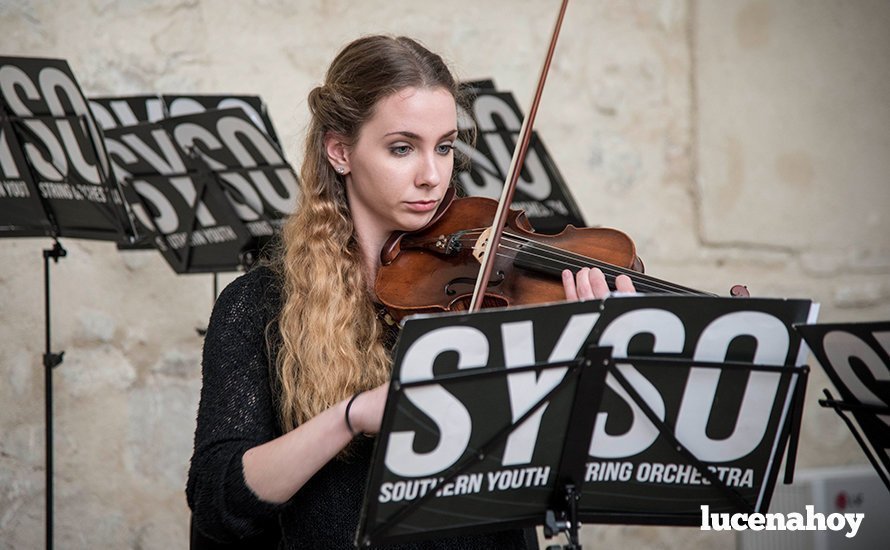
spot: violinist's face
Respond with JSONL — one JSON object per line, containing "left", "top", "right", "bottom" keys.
{"left": 341, "top": 86, "right": 457, "bottom": 236}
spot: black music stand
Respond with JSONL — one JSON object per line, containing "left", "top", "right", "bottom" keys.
{"left": 795, "top": 321, "right": 890, "bottom": 494}
{"left": 89, "top": 93, "right": 285, "bottom": 255}
{"left": 0, "top": 114, "right": 133, "bottom": 240}
{"left": 357, "top": 294, "right": 816, "bottom": 547}
{"left": 1, "top": 56, "right": 137, "bottom": 550}
{"left": 103, "top": 108, "right": 295, "bottom": 274}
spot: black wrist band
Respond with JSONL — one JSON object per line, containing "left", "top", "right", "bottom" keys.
{"left": 345, "top": 391, "right": 364, "bottom": 437}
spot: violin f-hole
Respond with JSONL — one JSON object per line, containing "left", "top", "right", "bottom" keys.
{"left": 446, "top": 270, "right": 506, "bottom": 296}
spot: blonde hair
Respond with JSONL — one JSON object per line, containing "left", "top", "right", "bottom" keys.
{"left": 274, "top": 36, "right": 461, "bottom": 430}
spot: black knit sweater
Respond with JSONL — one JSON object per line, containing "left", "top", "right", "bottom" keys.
{"left": 187, "top": 267, "right": 535, "bottom": 549}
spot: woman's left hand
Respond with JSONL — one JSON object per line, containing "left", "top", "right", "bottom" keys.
{"left": 561, "top": 267, "right": 635, "bottom": 301}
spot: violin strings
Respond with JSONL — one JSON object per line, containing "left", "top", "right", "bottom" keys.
{"left": 500, "top": 233, "right": 712, "bottom": 295}
{"left": 439, "top": 229, "right": 675, "bottom": 292}
{"left": 415, "top": 228, "right": 704, "bottom": 295}
{"left": 454, "top": 237, "right": 681, "bottom": 294}
{"left": 442, "top": 228, "right": 710, "bottom": 295}
{"left": 449, "top": 231, "right": 661, "bottom": 290}
{"left": 501, "top": 243, "right": 694, "bottom": 294}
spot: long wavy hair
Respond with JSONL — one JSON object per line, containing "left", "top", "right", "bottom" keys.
{"left": 273, "top": 36, "right": 463, "bottom": 430}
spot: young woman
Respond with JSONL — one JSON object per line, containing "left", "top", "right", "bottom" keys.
{"left": 187, "top": 35, "right": 633, "bottom": 549}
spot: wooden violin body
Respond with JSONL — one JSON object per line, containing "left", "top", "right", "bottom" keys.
{"left": 376, "top": 196, "right": 644, "bottom": 320}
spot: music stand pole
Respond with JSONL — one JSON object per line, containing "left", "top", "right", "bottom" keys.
{"left": 42, "top": 239, "right": 66, "bottom": 550}
{"left": 544, "top": 484, "right": 581, "bottom": 550}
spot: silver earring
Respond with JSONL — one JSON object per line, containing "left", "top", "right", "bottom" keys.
{"left": 336, "top": 166, "right": 345, "bottom": 175}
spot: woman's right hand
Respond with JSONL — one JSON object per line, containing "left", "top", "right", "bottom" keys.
{"left": 345, "top": 382, "right": 390, "bottom": 435}
{"left": 242, "top": 381, "right": 391, "bottom": 503}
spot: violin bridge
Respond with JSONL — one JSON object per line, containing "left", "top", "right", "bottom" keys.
{"left": 472, "top": 227, "right": 492, "bottom": 264}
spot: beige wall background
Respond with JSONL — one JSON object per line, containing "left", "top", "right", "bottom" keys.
{"left": 1, "top": 0, "right": 888, "bottom": 548}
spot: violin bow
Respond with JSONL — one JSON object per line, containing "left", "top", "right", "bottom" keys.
{"left": 468, "top": 0, "right": 570, "bottom": 312}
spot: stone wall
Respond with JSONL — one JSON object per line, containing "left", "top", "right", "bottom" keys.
{"left": 1, "top": 0, "right": 887, "bottom": 548}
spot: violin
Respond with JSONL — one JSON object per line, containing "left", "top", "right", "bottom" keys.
{"left": 375, "top": 188, "right": 746, "bottom": 321}
{"left": 374, "top": 0, "right": 747, "bottom": 320}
